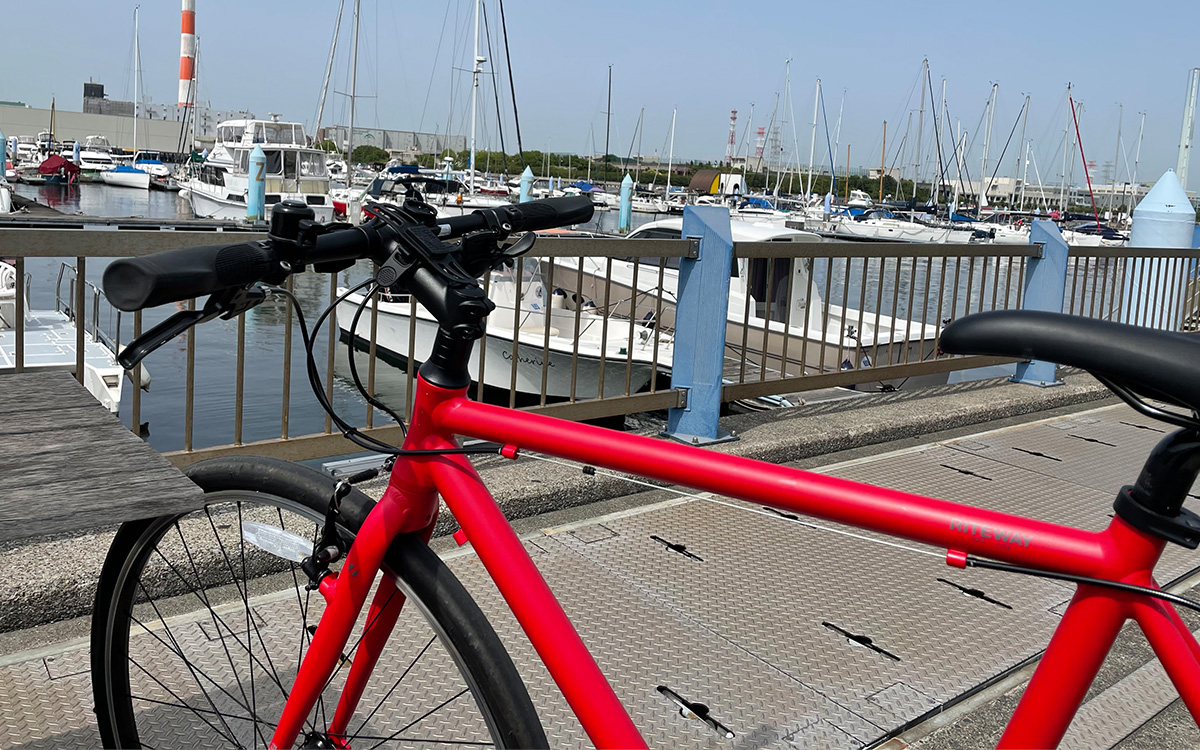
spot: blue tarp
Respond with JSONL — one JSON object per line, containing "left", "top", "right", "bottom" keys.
{"left": 950, "top": 213, "right": 976, "bottom": 222}
{"left": 570, "top": 180, "right": 603, "bottom": 193}
{"left": 740, "top": 196, "right": 776, "bottom": 210}
{"left": 387, "top": 164, "right": 421, "bottom": 174}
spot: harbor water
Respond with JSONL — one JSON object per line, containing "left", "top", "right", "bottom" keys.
{"left": 9, "top": 184, "right": 665, "bottom": 455}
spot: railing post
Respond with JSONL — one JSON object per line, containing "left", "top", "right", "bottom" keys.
{"left": 519, "top": 165, "right": 533, "bottom": 203}
{"left": 247, "top": 144, "right": 266, "bottom": 222}
{"left": 618, "top": 174, "right": 633, "bottom": 234}
{"left": 662, "top": 206, "right": 736, "bottom": 444}
{"left": 1012, "top": 219, "right": 1067, "bottom": 387}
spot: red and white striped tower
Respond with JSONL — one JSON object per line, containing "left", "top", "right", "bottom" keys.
{"left": 178, "top": 0, "right": 196, "bottom": 108}
{"left": 724, "top": 110, "right": 737, "bottom": 165}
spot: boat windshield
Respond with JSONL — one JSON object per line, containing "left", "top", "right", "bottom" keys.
{"left": 251, "top": 122, "right": 305, "bottom": 146}
{"left": 236, "top": 149, "right": 326, "bottom": 179}
{"left": 84, "top": 136, "right": 112, "bottom": 151}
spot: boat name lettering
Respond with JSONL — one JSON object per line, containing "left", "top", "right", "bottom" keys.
{"left": 501, "top": 350, "right": 555, "bottom": 368}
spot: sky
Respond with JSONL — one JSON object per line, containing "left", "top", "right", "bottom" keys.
{"left": 3, "top": 0, "right": 1199, "bottom": 190}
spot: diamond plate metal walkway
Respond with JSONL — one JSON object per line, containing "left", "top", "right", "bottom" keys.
{"left": 2, "top": 401, "right": 1197, "bottom": 748}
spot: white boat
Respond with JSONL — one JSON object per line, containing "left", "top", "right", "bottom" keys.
{"left": 832, "top": 208, "right": 976, "bottom": 244}
{"left": 133, "top": 150, "right": 172, "bottom": 179}
{"left": 337, "top": 258, "right": 670, "bottom": 399}
{"left": 0, "top": 180, "right": 11, "bottom": 213}
{"left": 180, "top": 116, "right": 334, "bottom": 222}
{"left": 360, "top": 173, "right": 511, "bottom": 220}
{"left": 0, "top": 261, "right": 136, "bottom": 412}
{"left": 100, "top": 164, "right": 151, "bottom": 189}
{"left": 552, "top": 218, "right": 943, "bottom": 386}
{"left": 78, "top": 135, "right": 117, "bottom": 172}
{"left": 13, "top": 135, "right": 38, "bottom": 165}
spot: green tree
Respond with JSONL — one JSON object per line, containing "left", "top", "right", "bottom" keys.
{"left": 351, "top": 145, "right": 390, "bottom": 165}
{"left": 317, "top": 139, "right": 338, "bottom": 153}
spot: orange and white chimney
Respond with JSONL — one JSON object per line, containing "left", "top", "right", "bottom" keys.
{"left": 178, "top": 0, "right": 196, "bottom": 107}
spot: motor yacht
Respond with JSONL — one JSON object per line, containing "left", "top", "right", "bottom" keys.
{"left": 180, "top": 116, "right": 334, "bottom": 221}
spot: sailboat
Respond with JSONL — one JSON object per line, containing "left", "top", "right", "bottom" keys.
{"left": 100, "top": 7, "right": 150, "bottom": 190}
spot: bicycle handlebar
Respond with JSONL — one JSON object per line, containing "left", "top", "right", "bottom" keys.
{"left": 102, "top": 195, "right": 595, "bottom": 313}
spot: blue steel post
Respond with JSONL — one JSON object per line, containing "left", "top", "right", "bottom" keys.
{"left": 663, "top": 206, "right": 737, "bottom": 444}
{"left": 247, "top": 144, "right": 266, "bottom": 222}
{"left": 519, "top": 166, "right": 533, "bottom": 203}
{"left": 618, "top": 174, "right": 633, "bottom": 233}
{"left": 1012, "top": 219, "right": 1067, "bottom": 387}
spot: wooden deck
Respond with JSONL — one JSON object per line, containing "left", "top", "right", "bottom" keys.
{"left": 0, "top": 371, "right": 204, "bottom": 541}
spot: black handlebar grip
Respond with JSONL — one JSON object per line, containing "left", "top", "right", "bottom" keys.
{"left": 504, "top": 196, "right": 595, "bottom": 233}
{"left": 103, "top": 241, "right": 278, "bottom": 311}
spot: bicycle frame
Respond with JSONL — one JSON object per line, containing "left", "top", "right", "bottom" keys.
{"left": 268, "top": 375, "right": 1200, "bottom": 749}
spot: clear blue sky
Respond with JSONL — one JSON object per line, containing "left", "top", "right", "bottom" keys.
{"left": 3, "top": 0, "right": 1198, "bottom": 189}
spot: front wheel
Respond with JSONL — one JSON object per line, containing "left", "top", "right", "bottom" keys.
{"left": 91, "top": 456, "right": 547, "bottom": 748}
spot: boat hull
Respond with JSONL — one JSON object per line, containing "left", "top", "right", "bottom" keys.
{"left": 337, "top": 292, "right": 659, "bottom": 400}
{"left": 100, "top": 169, "right": 151, "bottom": 189}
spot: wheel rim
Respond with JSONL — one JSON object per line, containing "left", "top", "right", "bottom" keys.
{"left": 101, "top": 490, "right": 507, "bottom": 748}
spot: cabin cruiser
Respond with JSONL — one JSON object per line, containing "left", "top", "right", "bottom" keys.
{"left": 78, "top": 135, "right": 117, "bottom": 172}
{"left": 13, "top": 135, "right": 38, "bottom": 165}
{"left": 180, "top": 117, "right": 334, "bottom": 221}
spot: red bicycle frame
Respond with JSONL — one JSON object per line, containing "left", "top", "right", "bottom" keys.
{"left": 268, "top": 375, "right": 1200, "bottom": 749}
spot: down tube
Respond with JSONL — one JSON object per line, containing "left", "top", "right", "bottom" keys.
{"left": 425, "top": 453, "right": 648, "bottom": 750}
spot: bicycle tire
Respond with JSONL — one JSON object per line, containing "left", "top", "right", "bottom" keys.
{"left": 91, "top": 456, "right": 547, "bottom": 749}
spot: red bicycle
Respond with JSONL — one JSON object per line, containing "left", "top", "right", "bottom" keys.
{"left": 92, "top": 196, "right": 1200, "bottom": 749}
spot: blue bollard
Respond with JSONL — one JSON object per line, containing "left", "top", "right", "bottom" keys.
{"left": 0, "top": 128, "right": 5, "bottom": 165}
{"left": 1122, "top": 169, "right": 1196, "bottom": 328}
{"left": 72, "top": 141, "right": 80, "bottom": 163}
{"left": 247, "top": 144, "right": 266, "bottom": 222}
{"left": 1011, "top": 219, "right": 1068, "bottom": 387}
{"left": 519, "top": 166, "right": 533, "bottom": 203}
{"left": 618, "top": 174, "right": 633, "bottom": 233}
{"left": 663, "top": 206, "right": 737, "bottom": 444}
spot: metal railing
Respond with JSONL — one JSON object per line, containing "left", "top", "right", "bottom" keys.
{"left": 2, "top": 223, "right": 1195, "bottom": 466}
{"left": 1065, "top": 246, "right": 1200, "bottom": 330}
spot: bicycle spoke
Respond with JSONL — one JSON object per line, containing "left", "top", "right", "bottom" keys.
{"left": 129, "top": 657, "right": 242, "bottom": 747}
{"left": 132, "top": 583, "right": 243, "bottom": 741}
{"left": 149, "top": 542, "right": 287, "bottom": 697}
{"left": 364, "top": 689, "right": 474, "bottom": 750}
{"left": 353, "top": 635, "right": 436, "bottom": 738}
{"left": 172, "top": 521, "right": 256, "bottom": 721}
{"left": 129, "top": 607, "right": 256, "bottom": 718}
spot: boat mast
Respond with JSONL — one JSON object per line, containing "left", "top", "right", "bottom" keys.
{"left": 1177, "top": 67, "right": 1200, "bottom": 190}
{"left": 133, "top": 6, "right": 140, "bottom": 155}
{"left": 978, "top": 83, "right": 997, "bottom": 211}
{"left": 935, "top": 78, "right": 946, "bottom": 204}
{"left": 1019, "top": 139, "right": 1030, "bottom": 212}
{"left": 1108, "top": 103, "right": 1123, "bottom": 216}
{"left": 1014, "top": 94, "right": 1029, "bottom": 209}
{"left": 604, "top": 65, "right": 612, "bottom": 186}
{"left": 666, "top": 107, "right": 676, "bottom": 201}
{"left": 346, "top": 0, "right": 360, "bottom": 166}
{"left": 1059, "top": 84, "right": 1071, "bottom": 213}
{"left": 952, "top": 122, "right": 963, "bottom": 210}
{"left": 879, "top": 120, "right": 886, "bottom": 201}
{"left": 806, "top": 78, "right": 820, "bottom": 198}
{"left": 469, "top": 0, "right": 483, "bottom": 193}
{"left": 314, "top": 0, "right": 346, "bottom": 145}
{"left": 914, "top": 58, "right": 927, "bottom": 202}
{"left": 1131, "top": 111, "right": 1145, "bottom": 209}
{"left": 1067, "top": 101, "right": 1083, "bottom": 208}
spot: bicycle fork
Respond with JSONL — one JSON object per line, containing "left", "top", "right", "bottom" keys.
{"left": 269, "top": 463, "right": 439, "bottom": 750}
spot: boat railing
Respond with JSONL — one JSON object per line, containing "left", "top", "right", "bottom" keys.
{"left": 1, "top": 220, "right": 1196, "bottom": 466}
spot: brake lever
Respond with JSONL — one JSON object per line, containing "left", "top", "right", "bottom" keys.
{"left": 117, "top": 286, "right": 269, "bottom": 369}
